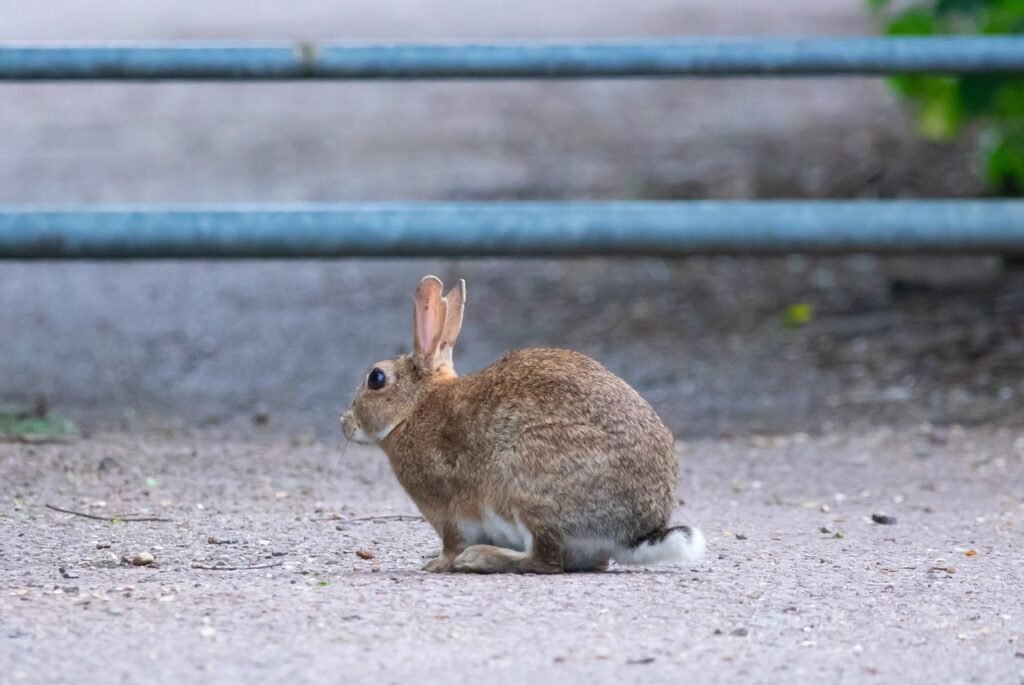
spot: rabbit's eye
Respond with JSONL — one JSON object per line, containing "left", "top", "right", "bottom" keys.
{"left": 367, "top": 367, "right": 387, "bottom": 390}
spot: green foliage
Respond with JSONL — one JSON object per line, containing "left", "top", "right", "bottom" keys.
{"left": 869, "top": 0, "right": 1024, "bottom": 194}
{"left": 0, "top": 411, "right": 77, "bottom": 442}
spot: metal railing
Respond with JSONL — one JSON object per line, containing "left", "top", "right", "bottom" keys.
{"left": 3, "top": 38, "right": 1024, "bottom": 79}
{"left": 4, "top": 201, "right": 1024, "bottom": 259}
{"left": 1, "top": 38, "right": 1023, "bottom": 258}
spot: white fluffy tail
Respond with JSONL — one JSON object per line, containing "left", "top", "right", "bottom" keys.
{"left": 614, "top": 526, "right": 706, "bottom": 566}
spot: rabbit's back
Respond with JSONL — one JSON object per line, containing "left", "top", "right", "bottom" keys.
{"left": 444, "top": 348, "right": 679, "bottom": 544}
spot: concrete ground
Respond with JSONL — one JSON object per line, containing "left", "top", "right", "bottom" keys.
{"left": 6, "top": 254, "right": 1024, "bottom": 439}
{"left": 1, "top": 427, "right": 1022, "bottom": 684}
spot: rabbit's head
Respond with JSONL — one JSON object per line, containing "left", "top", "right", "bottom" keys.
{"left": 341, "top": 275, "right": 465, "bottom": 445}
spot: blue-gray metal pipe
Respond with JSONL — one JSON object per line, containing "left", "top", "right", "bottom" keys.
{"left": 2, "top": 38, "right": 1024, "bottom": 80}
{"left": 1, "top": 201, "right": 1023, "bottom": 259}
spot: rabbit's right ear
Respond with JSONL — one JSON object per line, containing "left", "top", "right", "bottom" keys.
{"left": 413, "top": 275, "right": 448, "bottom": 367}
{"left": 439, "top": 279, "right": 466, "bottom": 371}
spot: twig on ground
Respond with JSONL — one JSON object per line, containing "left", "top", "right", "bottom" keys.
{"left": 45, "top": 504, "right": 174, "bottom": 523}
{"left": 191, "top": 560, "right": 285, "bottom": 571}
{"left": 314, "top": 514, "right": 424, "bottom": 524}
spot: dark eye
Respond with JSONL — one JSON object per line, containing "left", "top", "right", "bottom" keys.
{"left": 367, "top": 367, "right": 387, "bottom": 390}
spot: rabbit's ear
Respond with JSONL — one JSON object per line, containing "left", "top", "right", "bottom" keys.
{"left": 439, "top": 279, "right": 466, "bottom": 370}
{"left": 413, "top": 275, "right": 448, "bottom": 366}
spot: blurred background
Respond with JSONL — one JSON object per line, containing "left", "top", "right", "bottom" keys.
{"left": 1, "top": 0, "right": 1022, "bottom": 438}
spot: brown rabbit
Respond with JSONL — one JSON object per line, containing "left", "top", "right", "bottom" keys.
{"left": 341, "top": 275, "right": 704, "bottom": 573}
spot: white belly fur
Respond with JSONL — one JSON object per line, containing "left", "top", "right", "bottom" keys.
{"left": 458, "top": 507, "right": 533, "bottom": 552}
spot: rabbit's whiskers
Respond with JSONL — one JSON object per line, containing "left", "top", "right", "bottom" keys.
{"left": 330, "top": 439, "right": 351, "bottom": 476}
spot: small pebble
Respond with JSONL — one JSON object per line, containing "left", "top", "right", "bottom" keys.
{"left": 207, "top": 537, "right": 237, "bottom": 545}
{"left": 355, "top": 549, "right": 375, "bottom": 560}
{"left": 731, "top": 628, "right": 749, "bottom": 637}
{"left": 96, "top": 456, "right": 119, "bottom": 473}
{"left": 131, "top": 552, "right": 155, "bottom": 567}
{"left": 871, "top": 514, "right": 897, "bottom": 525}
{"left": 95, "top": 542, "right": 111, "bottom": 550}
{"left": 92, "top": 552, "right": 122, "bottom": 569}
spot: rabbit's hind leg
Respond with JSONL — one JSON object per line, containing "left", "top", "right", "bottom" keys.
{"left": 453, "top": 545, "right": 563, "bottom": 574}
{"left": 453, "top": 526, "right": 564, "bottom": 574}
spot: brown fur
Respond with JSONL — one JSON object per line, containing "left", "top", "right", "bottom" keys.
{"left": 341, "top": 276, "right": 681, "bottom": 574}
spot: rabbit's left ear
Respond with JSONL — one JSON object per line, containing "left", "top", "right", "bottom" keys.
{"left": 439, "top": 279, "right": 466, "bottom": 372}
{"left": 413, "top": 275, "right": 448, "bottom": 368}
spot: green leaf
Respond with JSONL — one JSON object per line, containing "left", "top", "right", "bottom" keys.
{"left": 959, "top": 74, "right": 1013, "bottom": 115}
{"left": 936, "top": 0, "right": 990, "bottom": 17}
{"left": 981, "top": 0, "right": 1024, "bottom": 33}
{"left": 891, "top": 77, "right": 963, "bottom": 139}
{"left": 782, "top": 303, "right": 814, "bottom": 329}
{"left": 918, "top": 86, "right": 964, "bottom": 138}
{"left": 992, "top": 82, "right": 1024, "bottom": 119}
{"left": 886, "top": 9, "right": 938, "bottom": 34}
{"left": 888, "top": 74, "right": 928, "bottom": 98}
{"left": 985, "top": 134, "right": 1024, "bottom": 194}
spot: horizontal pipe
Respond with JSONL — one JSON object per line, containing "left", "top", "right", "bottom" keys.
{"left": 1, "top": 201, "right": 1023, "bottom": 259}
{"left": 2, "top": 38, "right": 1024, "bottom": 80}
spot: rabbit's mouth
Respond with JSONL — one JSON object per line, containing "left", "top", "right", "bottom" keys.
{"left": 342, "top": 410, "right": 400, "bottom": 445}
{"left": 340, "top": 411, "right": 371, "bottom": 444}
